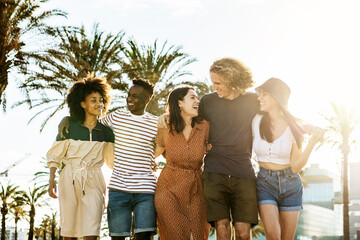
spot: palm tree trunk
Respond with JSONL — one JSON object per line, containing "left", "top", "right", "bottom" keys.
{"left": 0, "top": 0, "right": 10, "bottom": 106}
{"left": 343, "top": 148, "right": 350, "bottom": 240}
{"left": 15, "top": 219, "right": 18, "bottom": 240}
{"left": 51, "top": 223, "right": 55, "bottom": 240}
{"left": 1, "top": 206, "right": 7, "bottom": 240}
{"left": 28, "top": 206, "right": 35, "bottom": 240}
{"left": 43, "top": 224, "right": 47, "bottom": 240}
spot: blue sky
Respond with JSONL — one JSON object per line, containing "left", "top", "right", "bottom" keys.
{"left": 1, "top": 0, "right": 360, "bottom": 208}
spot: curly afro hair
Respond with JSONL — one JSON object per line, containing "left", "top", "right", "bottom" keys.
{"left": 210, "top": 58, "right": 254, "bottom": 92}
{"left": 67, "top": 74, "right": 112, "bottom": 122}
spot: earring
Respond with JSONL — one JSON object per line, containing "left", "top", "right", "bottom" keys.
{"left": 180, "top": 107, "right": 182, "bottom": 110}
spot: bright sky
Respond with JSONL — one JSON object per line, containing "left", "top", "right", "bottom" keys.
{"left": 1, "top": 0, "right": 360, "bottom": 226}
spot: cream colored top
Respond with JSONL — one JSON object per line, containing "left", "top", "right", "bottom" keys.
{"left": 252, "top": 114, "right": 295, "bottom": 165}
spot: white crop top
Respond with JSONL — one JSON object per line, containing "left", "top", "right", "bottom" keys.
{"left": 252, "top": 114, "right": 295, "bottom": 165}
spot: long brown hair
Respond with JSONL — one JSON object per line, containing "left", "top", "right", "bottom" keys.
{"left": 260, "top": 107, "right": 305, "bottom": 148}
{"left": 167, "top": 86, "right": 201, "bottom": 134}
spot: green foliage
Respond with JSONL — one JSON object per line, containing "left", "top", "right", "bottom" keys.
{"left": 0, "top": 0, "right": 66, "bottom": 111}
{"left": 14, "top": 24, "right": 127, "bottom": 131}
{"left": 0, "top": 181, "right": 21, "bottom": 240}
{"left": 122, "top": 39, "right": 199, "bottom": 115}
{"left": 20, "top": 184, "right": 47, "bottom": 240}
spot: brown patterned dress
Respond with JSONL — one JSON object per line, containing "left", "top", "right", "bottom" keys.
{"left": 155, "top": 120, "right": 210, "bottom": 240}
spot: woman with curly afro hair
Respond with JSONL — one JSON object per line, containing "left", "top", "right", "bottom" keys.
{"left": 47, "top": 74, "right": 115, "bottom": 240}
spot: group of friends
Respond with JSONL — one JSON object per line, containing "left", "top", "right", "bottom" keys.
{"left": 46, "top": 57, "right": 325, "bottom": 240}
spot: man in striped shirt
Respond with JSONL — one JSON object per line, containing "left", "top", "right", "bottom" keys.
{"left": 59, "top": 78, "right": 158, "bottom": 240}
{"left": 102, "top": 79, "right": 158, "bottom": 240}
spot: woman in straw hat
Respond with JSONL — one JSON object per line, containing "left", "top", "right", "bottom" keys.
{"left": 252, "top": 77, "right": 324, "bottom": 240}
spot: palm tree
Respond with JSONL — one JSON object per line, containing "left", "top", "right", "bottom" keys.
{"left": 10, "top": 193, "right": 27, "bottom": 240}
{"left": 322, "top": 102, "right": 359, "bottom": 240}
{"left": 48, "top": 211, "right": 59, "bottom": 240}
{"left": 15, "top": 24, "right": 127, "bottom": 131}
{"left": 0, "top": 181, "right": 20, "bottom": 240}
{"left": 39, "top": 215, "right": 50, "bottom": 240}
{"left": 0, "top": 0, "right": 66, "bottom": 110}
{"left": 122, "top": 39, "right": 198, "bottom": 115}
{"left": 21, "top": 184, "right": 47, "bottom": 240}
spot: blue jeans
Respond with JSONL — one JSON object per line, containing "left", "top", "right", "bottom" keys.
{"left": 107, "top": 189, "right": 157, "bottom": 237}
{"left": 256, "top": 167, "right": 303, "bottom": 211}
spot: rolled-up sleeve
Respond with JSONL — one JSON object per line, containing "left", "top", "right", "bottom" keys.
{"left": 46, "top": 139, "right": 70, "bottom": 169}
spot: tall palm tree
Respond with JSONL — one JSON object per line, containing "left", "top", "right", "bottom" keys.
{"left": 15, "top": 24, "right": 127, "bottom": 131}
{"left": 322, "top": 102, "right": 359, "bottom": 240}
{"left": 10, "top": 193, "right": 27, "bottom": 240}
{"left": 0, "top": 0, "right": 66, "bottom": 110}
{"left": 122, "top": 39, "right": 198, "bottom": 115}
{"left": 0, "top": 181, "right": 20, "bottom": 240}
{"left": 21, "top": 184, "right": 47, "bottom": 240}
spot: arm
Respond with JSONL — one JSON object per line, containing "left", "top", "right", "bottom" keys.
{"left": 58, "top": 116, "right": 70, "bottom": 139}
{"left": 154, "top": 145, "right": 165, "bottom": 159}
{"left": 157, "top": 113, "right": 169, "bottom": 129}
{"left": 290, "top": 127, "right": 325, "bottom": 173}
{"left": 48, "top": 167, "right": 58, "bottom": 199}
{"left": 154, "top": 127, "right": 167, "bottom": 158}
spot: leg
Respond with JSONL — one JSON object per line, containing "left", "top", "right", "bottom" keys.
{"left": 215, "top": 219, "right": 231, "bottom": 240}
{"left": 234, "top": 222, "right": 251, "bottom": 240}
{"left": 83, "top": 236, "right": 97, "bottom": 240}
{"left": 134, "top": 232, "right": 151, "bottom": 240}
{"left": 279, "top": 210, "right": 300, "bottom": 240}
{"left": 259, "top": 204, "right": 281, "bottom": 240}
{"left": 231, "top": 178, "right": 258, "bottom": 240}
{"left": 107, "top": 190, "right": 133, "bottom": 239}
{"left": 133, "top": 193, "right": 156, "bottom": 238}
{"left": 111, "top": 237, "right": 126, "bottom": 240}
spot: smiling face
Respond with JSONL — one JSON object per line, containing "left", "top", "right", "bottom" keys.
{"left": 80, "top": 91, "right": 104, "bottom": 117}
{"left": 210, "top": 72, "right": 236, "bottom": 100}
{"left": 257, "top": 89, "right": 279, "bottom": 112}
{"left": 178, "top": 89, "right": 200, "bottom": 118}
{"left": 126, "top": 85, "right": 150, "bottom": 115}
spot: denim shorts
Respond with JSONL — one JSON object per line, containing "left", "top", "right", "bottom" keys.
{"left": 256, "top": 167, "right": 303, "bottom": 211}
{"left": 107, "top": 189, "right": 157, "bottom": 237}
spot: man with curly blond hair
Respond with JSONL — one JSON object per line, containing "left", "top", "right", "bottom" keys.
{"left": 200, "top": 58, "right": 259, "bottom": 240}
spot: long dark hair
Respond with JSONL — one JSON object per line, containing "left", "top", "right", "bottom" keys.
{"left": 167, "top": 85, "right": 200, "bottom": 134}
{"left": 260, "top": 106, "right": 305, "bottom": 148}
{"left": 67, "top": 75, "right": 112, "bottom": 122}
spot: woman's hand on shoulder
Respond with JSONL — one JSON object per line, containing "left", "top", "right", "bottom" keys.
{"left": 157, "top": 113, "right": 169, "bottom": 129}
{"left": 58, "top": 116, "right": 70, "bottom": 139}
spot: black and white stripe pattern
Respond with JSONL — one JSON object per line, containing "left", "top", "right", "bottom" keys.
{"left": 101, "top": 109, "right": 158, "bottom": 193}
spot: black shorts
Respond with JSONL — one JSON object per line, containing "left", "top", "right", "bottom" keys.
{"left": 202, "top": 172, "right": 258, "bottom": 227}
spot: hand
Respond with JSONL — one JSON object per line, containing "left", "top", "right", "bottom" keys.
{"left": 309, "top": 127, "right": 325, "bottom": 145}
{"left": 48, "top": 179, "right": 58, "bottom": 199}
{"left": 206, "top": 143, "right": 212, "bottom": 153}
{"left": 157, "top": 113, "right": 169, "bottom": 128}
{"left": 58, "top": 116, "right": 70, "bottom": 139}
